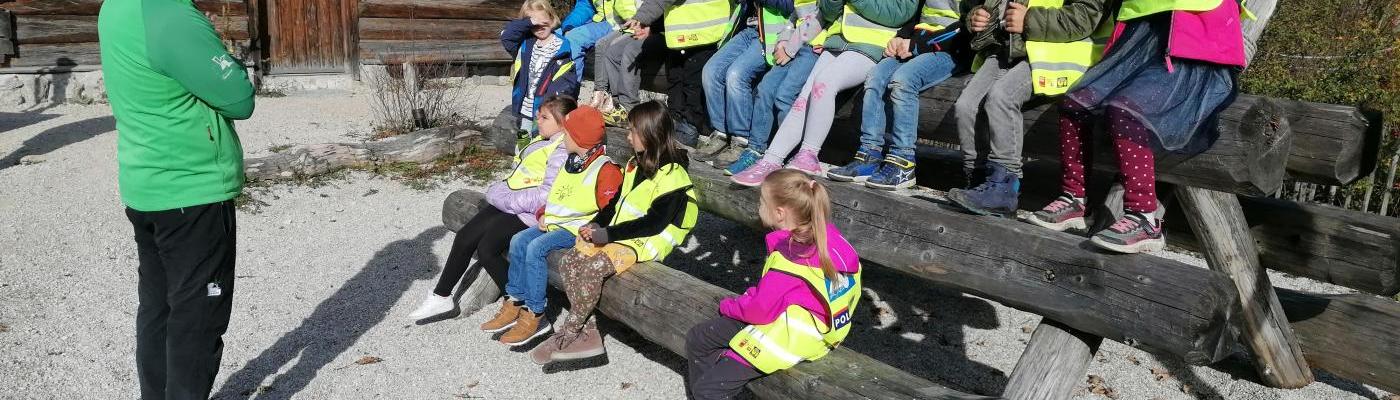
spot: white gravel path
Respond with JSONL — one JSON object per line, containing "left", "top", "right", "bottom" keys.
{"left": 0, "top": 82, "right": 1394, "bottom": 400}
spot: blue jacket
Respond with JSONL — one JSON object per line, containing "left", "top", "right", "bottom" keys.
{"left": 502, "top": 18, "right": 582, "bottom": 120}
{"left": 560, "top": 0, "right": 599, "bottom": 32}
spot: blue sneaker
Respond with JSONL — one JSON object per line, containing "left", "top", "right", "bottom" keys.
{"left": 866, "top": 155, "right": 917, "bottom": 190}
{"left": 827, "top": 150, "right": 882, "bottom": 183}
{"left": 947, "top": 162, "right": 1021, "bottom": 218}
{"left": 724, "top": 149, "right": 763, "bottom": 176}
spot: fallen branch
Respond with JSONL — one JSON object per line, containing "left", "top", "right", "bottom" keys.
{"left": 242, "top": 126, "right": 477, "bottom": 181}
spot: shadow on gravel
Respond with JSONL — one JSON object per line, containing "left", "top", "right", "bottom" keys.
{"left": 213, "top": 227, "right": 449, "bottom": 399}
{"left": 0, "top": 115, "right": 114, "bottom": 170}
{"left": 669, "top": 213, "right": 1008, "bottom": 396}
{"left": 0, "top": 111, "right": 61, "bottom": 135}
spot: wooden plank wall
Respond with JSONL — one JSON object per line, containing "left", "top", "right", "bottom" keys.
{"left": 0, "top": 0, "right": 251, "bottom": 69}
{"left": 356, "top": 0, "right": 513, "bottom": 65}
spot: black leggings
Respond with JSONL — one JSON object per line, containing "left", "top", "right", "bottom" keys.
{"left": 685, "top": 316, "right": 764, "bottom": 400}
{"left": 434, "top": 201, "right": 527, "bottom": 297}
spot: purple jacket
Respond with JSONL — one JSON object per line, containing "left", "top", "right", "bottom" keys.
{"left": 486, "top": 135, "right": 569, "bottom": 226}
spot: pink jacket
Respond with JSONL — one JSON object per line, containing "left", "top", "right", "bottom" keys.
{"left": 485, "top": 135, "right": 568, "bottom": 227}
{"left": 718, "top": 224, "right": 861, "bottom": 366}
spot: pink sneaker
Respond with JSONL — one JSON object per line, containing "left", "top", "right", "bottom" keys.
{"left": 786, "top": 148, "right": 822, "bottom": 176}
{"left": 732, "top": 160, "right": 782, "bottom": 187}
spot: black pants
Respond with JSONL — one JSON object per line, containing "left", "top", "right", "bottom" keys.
{"left": 126, "top": 200, "right": 237, "bottom": 400}
{"left": 686, "top": 316, "right": 764, "bottom": 400}
{"left": 666, "top": 45, "right": 716, "bottom": 132}
{"left": 434, "top": 201, "right": 526, "bottom": 297}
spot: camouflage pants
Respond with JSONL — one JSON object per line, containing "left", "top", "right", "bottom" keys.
{"left": 559, "top": 241, "right": 637, "bottom": 333}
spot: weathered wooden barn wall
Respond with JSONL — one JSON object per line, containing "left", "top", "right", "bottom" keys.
{"left": 0, "top": 0, "right": 252, "bottom": 69}
{"left": 356, "top": 0, "right": 513, "bottom": 65}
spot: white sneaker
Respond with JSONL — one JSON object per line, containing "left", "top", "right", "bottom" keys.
{"left": 408, "top": 293, "right": 456, "bottom": 320}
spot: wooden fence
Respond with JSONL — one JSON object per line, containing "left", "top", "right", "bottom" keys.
{"left": 0, "top": 0, "right": 251, "bottom": 71}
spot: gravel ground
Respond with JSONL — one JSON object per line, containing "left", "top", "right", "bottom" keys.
{"left": 1, "top": 81, "right": 1395, "bottom": 400}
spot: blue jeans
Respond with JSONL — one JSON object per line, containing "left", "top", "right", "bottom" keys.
{"left": 858, "top": 52, "right": 957, "bottom": 160}
{"left": 564, "top": 21, "right": 615, "bottom": 80}
{"left": 701, "top": 28, "right": 768, "bottom": 139}
{"left": 749, "top": 47, "right": 818, "bottom": 153}
{"left": 504, "top": 227, "right": 576, "bottom": 313}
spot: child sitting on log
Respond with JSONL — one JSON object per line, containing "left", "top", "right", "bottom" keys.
{"left": 484, "top": 106, "right": 622, "bottom": 346}
{"left": 693, "top": 0, "right": 797, "bottom": 165}
{"left": 945, "top": 0, "right": 1113, "bottom": 215}
{"left": 587, "top": 0, "right": 658, "bottom": 126}
{"left": 826, "top": 0, "right": 969, "bottom": 190}
{"left": 503, "top": 0, "right": 582, "bottom": 135}
{"left": 529, "top": 101, "right": 700, "bottom": 364}
{"left": 407, "top": 96, "right": 579, "bottom": 323}
{"left": 1026, "top": 0, "right": 1250, "bottom": 253}
{"left": 719, "top": 0, "right": 827, "bottom": 176}
{"left": 730, "top": 0, "right": 920, "bottom": 187}
{"left": 685, "top": 169, "right": 861, "bottom": 399}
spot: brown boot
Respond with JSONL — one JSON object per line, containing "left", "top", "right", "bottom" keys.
{"left": 552, "top": 323, "right": 605, "bottom": 362}
{"left": 530, "top": 332, "right": 568, "bottom": 365}
{"left": 499, "top": 310, "right": 551, "bottom": 346}
{"left": 479, "top": 299, "right": 521, "bottom": 333}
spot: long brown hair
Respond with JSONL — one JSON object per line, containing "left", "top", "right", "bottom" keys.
{"left": 762, "top": 169, "right": 837, "bottom": 282}
{"left": 625, "top": 101, "right": 684, "bottom": 178}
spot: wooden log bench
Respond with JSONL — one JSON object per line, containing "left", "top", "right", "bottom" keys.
{"left": 443, "top": 190, "right": 995, "bottom": 400}
{"left": 457, "top": 122, "right": 1400, "bottom": 395}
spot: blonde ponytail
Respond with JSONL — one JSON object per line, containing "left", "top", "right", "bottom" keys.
{"left": 762, "top": 170, "right": 839, "bottom": 283}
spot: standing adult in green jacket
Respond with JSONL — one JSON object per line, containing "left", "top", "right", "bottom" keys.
{"left": 99, "top": 0, "right": 254, "bottom": 397}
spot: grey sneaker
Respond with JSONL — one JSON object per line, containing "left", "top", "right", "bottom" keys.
{"left": 1090, "top": 213, "right": 1165, "bottom": 254}
{"left": 1027, "top": 195, "right": 1088, "bottom": 232}
{"left": 693, "top": 133, "right": 729, "bottom": 161}
{"left": 708, "top": 138, "right": 749, "bottom": 168}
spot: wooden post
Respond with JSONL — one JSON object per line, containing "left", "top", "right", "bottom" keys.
{"left": 1003, "top": 320, "right": 1104, "bottom": 400}
{"left": 1379, "top": 150, "right": 1399, "bottom": 216}
{"left": 1176, "top": 186, "right": 1314, "bottom": 388}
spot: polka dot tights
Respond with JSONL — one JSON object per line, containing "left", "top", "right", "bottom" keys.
{"left": 1057, "top": 101, "right": 1158, "bottom": 214}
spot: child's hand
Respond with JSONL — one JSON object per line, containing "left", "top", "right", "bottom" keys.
{"left": 580, "top": 225, "right": 594, "bottom": 242}
{"left": 812, "top": 45, "right": 824, "bottom": 54}
{"left": 1004, "top": 2, "right": 1027, "bottom": 34}
{"left": 969, "top": 7, "right": 992, "bottom": 33}
{"left": 632, "top": 24, "right": 652, "bottom": 40}
{"left": 774, "top": 43, "right": 791, "bottom": 65}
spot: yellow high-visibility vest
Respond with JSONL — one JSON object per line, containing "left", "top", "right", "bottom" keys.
{"left": 505, "top": 134, "right": 563, "bottom": 190}
{"left": 1024, "top": 0, "right": 1114, "bottom": 95}
{"left": 541, "top": 155, "right": 614, "bottom": 234}
{"left": 729, "top": 251, "right": 862, "bottom": 374}
{"left": 837, "top": 4, "right": 900, "bottom": 48}
{"left": 608, "top": 161, "right": 698, "bottom": 262}
{"left": 1118, "top": 0, "right": 1222, "bottom": 21}
{"left": 664, "top": 0, "right": 733, "bottom": 49}
{"left": 915, "top": 0, "right": 961, "bottom": 32}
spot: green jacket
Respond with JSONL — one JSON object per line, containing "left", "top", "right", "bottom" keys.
{"left": 967, "top": 0, "right": 1110, "bottom": 60}
{"left": 819, "top": 0, "right": 920, "bottom": 62}
{"left": 99, "top": 0, "right": 255, "bottom": 212}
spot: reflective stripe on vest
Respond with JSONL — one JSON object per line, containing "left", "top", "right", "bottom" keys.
{"left": 542, "top": 155, "right": 613, "bottom": 234}
{"left": 915, "top": 0, "right": 960, "bottom": 31}
{"left": 728, "top": 251, "right": 862, "bottom": 374}
{"left": 506, "top": 135, "right": 563, "bottom": 190}
{"left": 839, "top": 4, "right": 900, "bottom": 48}
{"left": 1024, "top": 0, "right": 1114, "bottom": 95}
{"left": 610, "top": 161, "right": 698, "bottom": 262}
{"left": 1118, "top": 0, "right": 1222, "bottom": 21}
{"left": 664, "top": 0, "right": 733, "bottom": 49}
{"left": 760, "top": 6, "right": 789, "bottom": 65}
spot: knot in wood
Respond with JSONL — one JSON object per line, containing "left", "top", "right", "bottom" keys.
{"left": 1043, "top": 269, "right": 1056, "bottom": 282}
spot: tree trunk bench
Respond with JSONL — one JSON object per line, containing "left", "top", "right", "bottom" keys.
{"left": 443, "top": 189, "right": 995, "bottom": 400}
